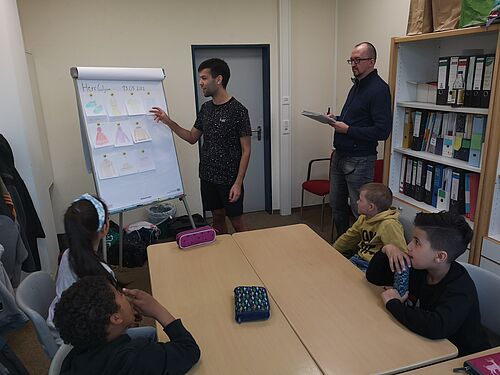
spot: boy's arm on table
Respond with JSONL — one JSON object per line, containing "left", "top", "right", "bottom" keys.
{"left": 367, "top": 253, "right": 473, "bottom": 341}
{"left": 385, "top": 287, "right": 472, "bottom": 340}
{"left": 332, "top": 219, "right": 362, "bottom": 254}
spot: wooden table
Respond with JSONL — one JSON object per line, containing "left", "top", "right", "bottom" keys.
{"left": 406, "top": 347, "right": 500, "bottom": 374}
{"left": 147, "top": 235, "right": 322, "bottom": 375}
{"left": 233, "top": 224, "right": 458, "bottom": 374}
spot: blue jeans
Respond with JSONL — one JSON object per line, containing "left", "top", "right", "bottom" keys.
{"left": 330, "top": 153, "right": 376, "bottom": 238}
{"left": 350, "top": 254, "right": 370, "bottom": 272}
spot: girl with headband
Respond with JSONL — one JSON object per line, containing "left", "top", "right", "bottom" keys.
{"left": 47, "top": 194, "right": 155, "bottom": 344}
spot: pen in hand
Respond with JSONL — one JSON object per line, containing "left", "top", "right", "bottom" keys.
{"left": 327, "top": 107, "right": 331, "bottom": 115}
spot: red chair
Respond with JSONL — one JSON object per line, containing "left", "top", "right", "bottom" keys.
{"left": 301, "top": 154, "right": 332, "bottom": 231}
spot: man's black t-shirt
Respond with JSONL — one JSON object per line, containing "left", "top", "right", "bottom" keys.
{"left": 194, "top": 97, "right": 252, "bottom": 185}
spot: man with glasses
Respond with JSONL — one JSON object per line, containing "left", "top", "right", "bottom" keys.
{"left": 327, "top": 42, "right": 392, "bottom": 239}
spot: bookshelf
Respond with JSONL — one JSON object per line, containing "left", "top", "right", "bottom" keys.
{"left": 386, "top": 25, "right": 500, "bottom": 267}
{"left": 393, "top": 147, "right": 481, "bottom": 173}
{"left": 397, "top": 101, "right": 488, "bottom": 115}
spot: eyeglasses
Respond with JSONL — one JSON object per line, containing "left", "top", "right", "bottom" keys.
{"left": 346, "top": 58, "right": 373, "bottom": 65}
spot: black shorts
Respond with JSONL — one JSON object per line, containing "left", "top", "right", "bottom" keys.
{"left": 200, "top": 179, "right": 244, "bottom": 218}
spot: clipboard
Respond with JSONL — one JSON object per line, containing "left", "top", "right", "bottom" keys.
{"left": 301, "top": 110, "right": 335, "bottom": 125}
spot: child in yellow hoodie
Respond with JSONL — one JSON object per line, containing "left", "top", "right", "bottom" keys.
{"left": 333, "top": 183, "right": 407, "bottom": 272}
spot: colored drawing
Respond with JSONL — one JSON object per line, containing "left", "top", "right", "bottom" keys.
{"left": 117, "top": 151, "right": 137, "bottom": 176}
{"left": 137, "top": 148, "right": 155, "bottom": 172}
{"left": 98, "top": 154, "right": 118, "bottom": 180}
{"left": 126, "top": 93, "right": 146, "bottom": 115}
{"left": 132, "top": 121, "right": 152, "bottom": 143}
{"left": 83, "top": 94, "right": 107, "bottom": 117}
{"left": 95, "top": 125, "right": 110, "bottom": 146}
{"left": 114, "top": 122, "right": 133, "bottom": 147}
{"left": 107, "top": 92, "right": 127, "bottom": 117}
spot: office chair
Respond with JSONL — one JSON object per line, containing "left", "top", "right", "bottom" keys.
{"left": 48, "top": 344, "right": 72, "bottom": 375}
{"left": 15, "top": 271, "right": 59, "bottom": 358}
{"left": 460, "top": 262, "right": 500, "bottom": 336}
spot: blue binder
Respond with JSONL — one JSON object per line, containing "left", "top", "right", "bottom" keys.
{"left": 432, "top": 164, "right": 444, "bottom": 208}
{"left": 468, "top": 115, "right": 486, "bottom": 168}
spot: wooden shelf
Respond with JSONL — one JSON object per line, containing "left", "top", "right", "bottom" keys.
{"left": 394, "top": 193, "right": 439, "bottom": 213}
{"left": 393, "top": 194, "right": 474, "bottom": 229}
{"left": 392, "top": 25, "right": 500, "bottom": 44}
{"left": 393, "top": 147, "right": 481, "bottom": 173}
{"left": 488, "top": 234, "right": 500, "bottom": 243}
{"left": 397, "top": 101, "right": 489, "bottom": 115}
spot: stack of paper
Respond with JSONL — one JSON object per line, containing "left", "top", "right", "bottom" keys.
{"left": 301, "top": 110, "right": 335, "bottom": 125}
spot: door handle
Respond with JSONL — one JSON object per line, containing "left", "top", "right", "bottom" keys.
{"left": 251, "top": 126, "right": 262, "bottom": 141}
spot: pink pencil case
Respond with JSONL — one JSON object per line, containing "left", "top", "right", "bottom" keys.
{"left": 176, "top": 225, "right": 217, "bottom": 249}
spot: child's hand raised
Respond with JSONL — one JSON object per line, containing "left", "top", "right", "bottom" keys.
{"left": 123, "top": 288, "right": 162, "bottom": 318}
{"left": 381, "top": 287, "right": 408, "bottom": 305}
{"left": 382, "top": 244, "right": 411, "bottom": 274}
{"left": 123, "top": 288, "right": 175, "bottom": 327}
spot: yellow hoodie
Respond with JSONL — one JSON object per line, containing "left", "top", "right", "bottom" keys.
{"left": 333, "top": 208, "right": 407, "bottom": 262}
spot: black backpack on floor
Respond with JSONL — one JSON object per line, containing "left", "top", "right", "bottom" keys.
{"left": 108, "top": 235, "right": 147, "bottom": 268}
{"left": 161, "top": 214, "right": 208, "bottom": 239}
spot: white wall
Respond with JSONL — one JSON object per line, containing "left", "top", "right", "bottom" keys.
{"left": 0, "top": 0, "right": 58, "bottom": 274}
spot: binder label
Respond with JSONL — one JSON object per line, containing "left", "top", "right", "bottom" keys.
{"left": 483, "top": 56, "right": 495, "bottom": 91}
{"left": 473, "top": 57, "right": 485, "bottom": 91}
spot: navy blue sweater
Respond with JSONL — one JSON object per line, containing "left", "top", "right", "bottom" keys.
{"left": 335, "top": 70, "right": 392, "bottom": 156}
{"left": 61, "top": 319, "right": 201, "bottom": 375}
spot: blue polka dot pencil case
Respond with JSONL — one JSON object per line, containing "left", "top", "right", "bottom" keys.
{"left": 393, "top": 267, "right": 410, "bottom": 296}
{"left": 234, "top": 286, "right": 270, "bottom": 323}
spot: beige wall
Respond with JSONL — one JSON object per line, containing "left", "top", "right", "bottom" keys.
{"left": 17, "top": 0, "right": 282, "bottom": 231}
{"left": 291, "top": 0, "right": 336, "bottom": 207}
{"left": 16, "top": 0, "right": 411, "bottom": 232}
{"left": 17, "top": 0, "right": 341, "bottom": 230}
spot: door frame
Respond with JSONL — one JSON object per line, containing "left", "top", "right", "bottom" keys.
{"left": 191, "top": 44, "right": 272, "bottom": 213}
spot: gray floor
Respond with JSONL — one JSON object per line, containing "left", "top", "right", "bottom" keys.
{"left": 6, "top": 205, "right": 334, "bottom": 375}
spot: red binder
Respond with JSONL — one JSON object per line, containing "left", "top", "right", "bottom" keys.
{"left": 469, "top": 173, "right": 479, "bottom": 222}
{"left": 454, "top": 351, "right": 500, "bottom": 375}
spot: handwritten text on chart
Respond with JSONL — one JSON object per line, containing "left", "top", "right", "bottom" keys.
{"left": 122, "top": 85, "right": 146, "bottom": 92}
{"left": 81, "top": 83, "right": 146, "bottom": 93}
{"left": 81, "top": 82, "right": 111, "bottom": 93}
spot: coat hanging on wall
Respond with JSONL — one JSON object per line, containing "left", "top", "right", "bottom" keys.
{"left": 0, "top": 134, "right": 45, "bottom": 272}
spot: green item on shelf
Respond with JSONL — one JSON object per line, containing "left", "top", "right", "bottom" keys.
{"left": 460, "top": 0, "right": 495, "bottom": 28}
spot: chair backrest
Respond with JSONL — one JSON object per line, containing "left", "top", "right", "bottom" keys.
{"left": 15, "top": 271, "right": 59, "bottom": 358}
{"left": 48, "top": 344, "right": 73, "bottom": 375}
{"left": 460, "top": 262, "right": 500, "bottom": 335}
{"left": 0, "top": 274, "right": 28, "bottom": 332}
